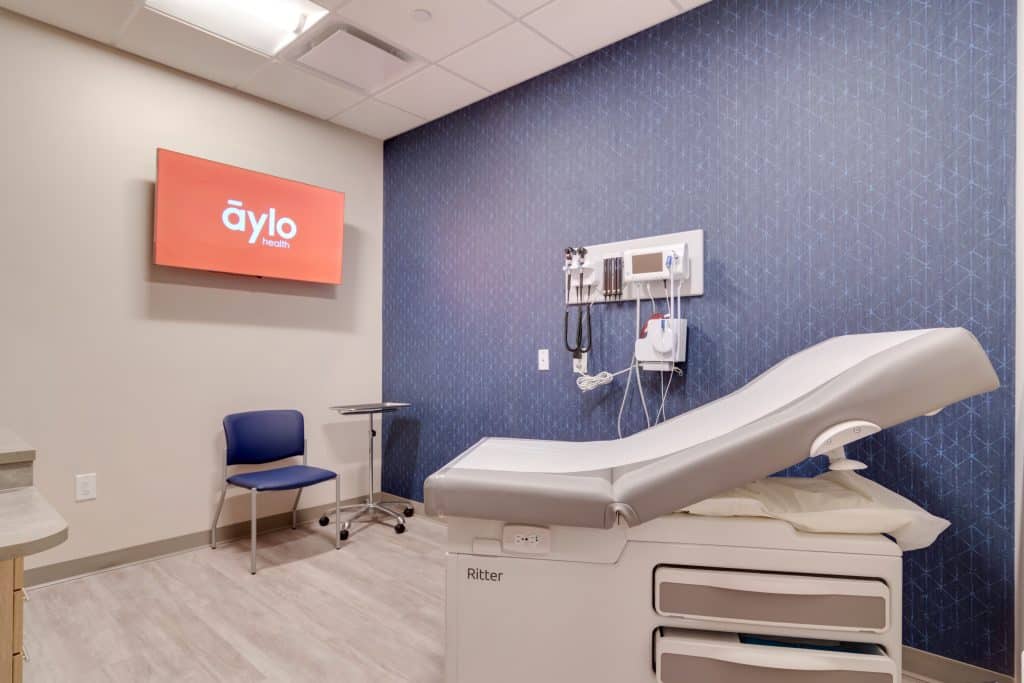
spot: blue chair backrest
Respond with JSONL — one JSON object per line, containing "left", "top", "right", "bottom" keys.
{"left": 224, "top": 410, "right": 304, "bottom": 466}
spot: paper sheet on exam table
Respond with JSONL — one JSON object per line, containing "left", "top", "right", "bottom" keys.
{"left": 681, "top": 471, "right": 950, "bottom": 551}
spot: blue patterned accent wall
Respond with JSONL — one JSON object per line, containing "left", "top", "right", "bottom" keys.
{"left": 382, "top": 0, "right": 1015, "bottom": 672}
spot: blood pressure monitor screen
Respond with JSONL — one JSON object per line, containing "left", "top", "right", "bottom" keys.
{"left": 154, "top": 149, "right": 345, "bottom": 284}
{"left": 631, "top": 252, "right": 664, "bottom": 275}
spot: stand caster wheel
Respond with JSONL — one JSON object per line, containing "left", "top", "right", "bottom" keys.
{"left": 395, "top": 523, "right": 406, "bottom": 534}
{"left": 403, "top": 507, "right": 415, "bottom": 518}
{"left": 339, "top": 529, "right": 349, "bottom": 541}
{"left": 318, "top": 516, "right": 330, "bottom": 527}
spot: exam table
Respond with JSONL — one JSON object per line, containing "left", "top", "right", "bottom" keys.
{"left": 424, "top": 328, "right": 998, "bottom": 683}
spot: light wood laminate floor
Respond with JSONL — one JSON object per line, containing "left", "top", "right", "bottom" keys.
{"left": 21, "top": 517, "right": 936, "bottom": 682}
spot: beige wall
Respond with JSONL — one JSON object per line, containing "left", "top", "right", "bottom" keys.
{"left": 0, "top": 11, "right": 384, "bottom": 569}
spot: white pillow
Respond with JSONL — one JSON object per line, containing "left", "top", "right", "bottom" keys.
{"left": 682, "top": 471, "right": 949, "bottom": 551}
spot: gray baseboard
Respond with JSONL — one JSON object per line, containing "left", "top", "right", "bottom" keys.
{"left": 25, "top": 497, "right": 365, "bottom": 587}
{"left": 902, "top": 646, "right": 1012, "bottom": 683}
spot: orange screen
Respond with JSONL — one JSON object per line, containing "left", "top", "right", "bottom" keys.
{"left": 154, "top": 149, "right": 344, "bottom": 284}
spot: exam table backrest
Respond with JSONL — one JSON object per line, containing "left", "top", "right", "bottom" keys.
{"left": 613, "top": 328, "right": 998, "bottom": 525}
{"left": 425, "top": 328, "right": 999, "bottom": 529}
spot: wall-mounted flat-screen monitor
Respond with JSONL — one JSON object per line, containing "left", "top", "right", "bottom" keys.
{"left": 154, "top": 149, "right": 345, "bottom": 284}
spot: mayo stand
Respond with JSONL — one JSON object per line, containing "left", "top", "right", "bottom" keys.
{"left": 321, "top": 402, "right": 414, "bottom": 539}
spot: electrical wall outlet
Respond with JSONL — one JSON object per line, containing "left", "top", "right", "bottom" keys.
{"left": 75, "top": 473, "right": 97, "bottom": 502}
{"left": 573, "top": 353, "right": 588, "bottom": 375}
{"left": 537, "top": 349, "right": 550, "bottom": 371}
{"left": 502, "top": 525, "right": 551, "bottom": 555}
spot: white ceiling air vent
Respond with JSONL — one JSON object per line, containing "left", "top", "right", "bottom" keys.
{"left": 298, "top": 29, "right": 412, "bottom": 93}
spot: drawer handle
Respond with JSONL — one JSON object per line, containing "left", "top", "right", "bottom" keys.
{"left": 659, "top": 570, "right": 887, "bottom": 599}
{"left": 673, "top": 646, "right": 878, "bottom": 672}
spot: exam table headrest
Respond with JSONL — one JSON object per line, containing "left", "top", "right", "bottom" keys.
{"left": 425, "top": 328, "right": 999, "bottom": 529}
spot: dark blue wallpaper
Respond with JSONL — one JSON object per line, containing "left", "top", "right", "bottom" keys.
{"left": 382, "top": 0, "right": 1015, "bottom": 672}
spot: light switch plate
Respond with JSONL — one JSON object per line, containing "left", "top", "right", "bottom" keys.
{"left": 75, "top": 473, "right": 97, "bottom": 502}
{"left": 537, "top": 349, "right": 550, "bottom": 371}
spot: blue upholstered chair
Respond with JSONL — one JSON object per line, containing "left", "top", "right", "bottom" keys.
{"left": 210, "top": 410, "right": 340, "bottom": 574}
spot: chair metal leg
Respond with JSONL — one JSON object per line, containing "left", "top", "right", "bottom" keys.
{"left": 291, "top": 489, "right": 302, "bottom": 529}
{"left": 335, "top": 477, "right": 341, "bottom": 549}
{"left": 250, "top": 488, "right": 258, "bottom": 575}
{"left": 211, "top": 482, "right": 228, "bottom": 549}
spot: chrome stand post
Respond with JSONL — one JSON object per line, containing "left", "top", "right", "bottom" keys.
{"left": 321, "top": 402, "right": 414, "bottom": 538}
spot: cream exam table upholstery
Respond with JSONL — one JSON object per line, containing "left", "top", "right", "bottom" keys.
{"left": 423, "top": 328, "right": 999, "bottom": 683}
{"left": 426, "top": 328, "right": 998, "bottom": 527}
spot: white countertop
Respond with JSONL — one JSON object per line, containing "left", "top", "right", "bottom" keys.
{"left": 0, "top": 487, "right": 68, "bottom": 560}
{"left": 0, "top": 427, "right": 35, "bottom": 465}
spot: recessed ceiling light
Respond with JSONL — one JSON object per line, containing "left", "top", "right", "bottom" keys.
{"left": 144, "top": 0, "right": 328, "bottom": 56}
{"left": 411, "top": 9, "right": 433, "bottom": 23}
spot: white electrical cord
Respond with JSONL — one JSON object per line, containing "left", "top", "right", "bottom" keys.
{"left": 616, "top": 357, "right": 636, "bottom": 439}
{"left": 576, "top": 367, "right": 630, "bottom": 392}
{"left": 655, "top": 259, "right": 685, "bottom": 423}
{"left": 630, "top": 291, "right": 653, "bottom": 432}
{"left": 617, "top": 357, "right": 656, "bottom": 438}
{"left": 645, "top": 282, "right": 658, "bottom": 311}
{"left": 612, "top": 292, "right": 652, "bottom": 438}
{"left": 635, "top": 356, "right": 651, "bottom": 427}
{"left": 584, "top": 283, "right": 676, "bottom": 438}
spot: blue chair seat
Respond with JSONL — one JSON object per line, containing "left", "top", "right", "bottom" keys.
{"left": 227, "top": 465, "right": 337, "bottom": 492}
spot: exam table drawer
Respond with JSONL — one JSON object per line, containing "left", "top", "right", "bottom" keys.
{"left": 654, "top": 567, "right": 890, "bottom": 633}
{"left": 655, "top": 629, "right": 897, "bottom": 683}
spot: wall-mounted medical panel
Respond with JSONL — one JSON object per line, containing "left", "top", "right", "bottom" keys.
{"left": 654, "top": 567, "right": 890, "bottom": 634}
{"left": 564, "top": 230, "right": 703, "bottom": 305}
{"left": 655, "top": 629, "right": 897, "bottom": 683}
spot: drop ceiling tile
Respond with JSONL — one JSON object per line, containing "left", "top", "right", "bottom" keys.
{"left": 523, "top": 0, "right": 679, "bottom": 57}
{"left": 441, "top": 23, "right": 569, "bottom": 93}
{"left": 673, "top": 0, "right": 713, "bottom": 10}
{"left": 489, "top": 0, "right": 552, "bottom": 17}
{"left": 331, "top": 99, "right": 425, "bottom": 139}
{"left": 376, "top": 66, "right": 488, "bottom": 120}
{"left": 116, "top": 8, "right": 268, "bottom": 87}
{"left": 0, "top": 0, "right": 137, "bottom": 43}
{"left": 337, "top": 0, "right": 512, "bottom": 62}
{"left": 239, "top": 62, "right": 364, "bottom": 120}
{"left": 298, "top": 29, "right": 421, "bottom": 93}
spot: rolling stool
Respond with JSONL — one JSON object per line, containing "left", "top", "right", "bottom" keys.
{"left": 319, "top": 402, "right": 414, "bottom": 539}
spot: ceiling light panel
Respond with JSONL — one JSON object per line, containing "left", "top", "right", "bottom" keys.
{"left": 144, "top": 0, "right": 328, "bottom": 55}
{"left": 118, "top": 8, "right": 268, "bottom": 87}
{"left": 299, "top": 30, "right": 416, "bottom": 93}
